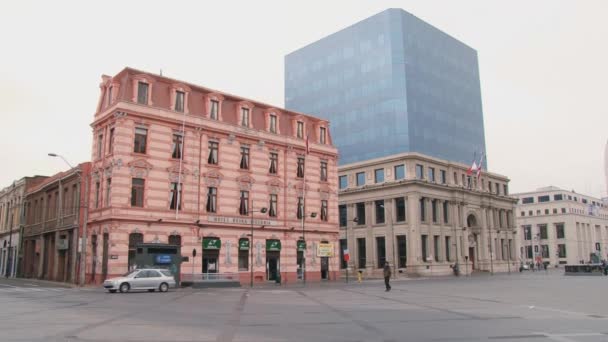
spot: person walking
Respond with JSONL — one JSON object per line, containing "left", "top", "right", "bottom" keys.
{"left": 383, "top": 262, "right": 392, "bottom": 292}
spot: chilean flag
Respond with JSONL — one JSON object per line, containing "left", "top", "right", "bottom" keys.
{"left": 466, "top": 160, "right": 478, "bottom": 176}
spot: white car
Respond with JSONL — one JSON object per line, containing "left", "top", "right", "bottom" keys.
{"left": 103, "top": 269, "right": 176, "bottom": 293}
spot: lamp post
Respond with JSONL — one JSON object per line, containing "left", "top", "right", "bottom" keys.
{"left": 249, "top": 204, "right": 267, "bottom": 288}
{"left": 302, "top": 212, "right": 317, "bottom": 284}
{"left": 48, "top": 153, "right": 88, "bottom": 286}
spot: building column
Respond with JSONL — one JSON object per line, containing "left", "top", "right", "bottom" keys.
{"left": 37, "top": 236, "right": 44, "bottom": 278}
{"left": 438, "top": 200, "right": 445, "bottom": 262}
{"left": 365, "top": 201, "right": 374, "bottom": 271}
{"left": 406, "top": 193, "right": 420, "bottom": 275}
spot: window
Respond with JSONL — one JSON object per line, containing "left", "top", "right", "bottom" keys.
{"left": 208, "top": 141, "right": 218, "bottom": 164}
{"left": 239, "top": 191, "right": 249, "bottom": 215}
{"left": 356, "top": 172, "right": 365, "bottom": 186}
{"left": 172, "top": 133, "right": 183, "bottom": 159}
{"left": 210, "top": 100, "right": 219, "bottom": 120}
{"left": 169, "top": 183, "right": 182, "bottom": 210}
{"left": 238, "top": 238, "right": 249, "bottom": 271}
{"left": 553, "top": 208, "right": 557, "bottom": 214}
{"left": 528, "top": 210, "right": 533, "bottom": 216}
{"left": 495, "top": 183, "right": 500, "bottom": 195}
{"left": 443, "top": 201, "right": 449, "bottom": 223}
{"left": 394, "top": 165, "right": 405, "bottom": 180}
{"left": 297, "top": 197, "right": 303, "bottom": 219}
{"left": 94, "top": 181, "right": 100, "bottom": 209}
{"left": 321, "top": 200, "right": 328, "bottom": 221}
{"left": 105, "top": 178, "right": 111, "bottom": 207}
{"left": 339, "top": 239, "right": 347, "bottom": 269}
{"left": 131, "top": 178, "right": 144, "bottom": 207}
{"left": 440, "top": 170, "right": 447, "bottom": 184}
{"left": 269, "top": 194, "right": 277, "bottom": 217}
{"left": 375, "top": 200, "right": 385, "bottom": 224}
{"left": 240, "top": 146, "right": 250, "bottom": 169}
{"left": 296, "top": 121, "right": 304, "bottom": 138}
{"left": 339, "top": 175, "right": 348, "bottom": 189}
{"left": 445, "top": 236, "right": 451, "bottom": 262}
{"left": 526, "top": 245, "right": 533, "bottom": 259}
{"left": 538, "top": 195, "right": 550, "bottom": 203}
{"left": 107, "top": 86, "right": 113, "bottom": 106}
{"left": 561, "top": 208, "right": 566, "bottom": 214}
{"left": 175, "top": 91, "right": 185, "bottom": 112}
{"left": 356, "top": 202, "right": 365, "bottom": 225}
{"left": 556, "top": 223, "right": 565, "bottom": 239}
{"left": 137, "top": 82, "right": 149, "bottom": 105}
{"left": 376, "top": 236, "right": 386, "bottom": 268}
{"left": 431, "top": 199, "right": 437, "bottom": 223}
{"left": 357, "top": 238, "right": 366, "bottom": 268}
{"left": 339, "top": 205, "right": 347, "bottom": 227}
{"left": 206, "top": 187, "right": 217, "bottom": 213}
{"left": 269, "top": 114, "right": 277, "bottom": 133}
{"left": 539, "top": 225, "right": 548, "bottom": 239}
{"left": 433, "top": 236, "right": 440, "bottom": 261}
{"left": 108, "top": 128, "right": 114, "bottom": 154}
{"left": 97, "top": 134, "right": 103, "bottom": 159}
{"left": 297, "top": 157, "right": 305, "bottom": 178}
{"left": 421, "top": 235, "right": 428, "bottom": 262}
{"left": 320, "top": 161, "right": 328, "bottom": 181}
{"left": 544, "top": 209, "right": 549, "bottom": 215}
{"left": 319, "top": 127, "right": 326, "bottom": 144}
{"left": 397, "top": 235, "right": 407, "bottom": 267}
{"left": 428, "top": 167, "right": 435, "bottom": 183}
{"left": 522, "top": 197, "right": 534, "bottom": 204}
{"left": 374, "top": 169, "right": 384, "bottom": 183}
{"left": 503, "top": 185, "right": 508, "bottom": 195}
{"left": 523, "top": 225, "right": 532, "bottom": 240}
{"left": 269, "top": 152, "right": 278, "bottom": 174}
{"left": 416, "top": 164, "right": 424, "bottom": 179}
{"left": 133, "top": 128, "right": 148, "bottom": 154}
{"left": 241, "top": 108, "right": 249, "bottom": 127}
{"left": 558, "top": 244, "right": 567, "bottom": 258}
{"left": 420, "top": 198, "right": 426, "bottom": 222}
{"left": 541, "top": 245, "right": 550, "bottom": 258}
{"left": 521, "top": 211, "right": 525, "bottom": 216}
{"left": 169, "top": 234, "right": 181, "bottom": 246}
{"left": 395, "top": 197, "right": 406, "bottom": 222}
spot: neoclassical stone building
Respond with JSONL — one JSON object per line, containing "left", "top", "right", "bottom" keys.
{"left": 338, "top": 153, "right": 518, "bottom": 277}
{"left": 87, "top": 67, "right": 339, "bottom": 285}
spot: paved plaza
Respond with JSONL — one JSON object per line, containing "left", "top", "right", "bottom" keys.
{"left": 1, "top": 270, "right": 608, "bottom": 341}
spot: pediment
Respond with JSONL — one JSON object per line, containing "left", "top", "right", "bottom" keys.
{"left": 128, "top": 158, "right": 153, "bottom": 170}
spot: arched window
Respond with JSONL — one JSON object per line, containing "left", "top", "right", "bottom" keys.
{"left": 169, "top": 234, "right": 182, "bottom": 246}
{"left": 128, "top": 233, "right": 143, "bottom": 270}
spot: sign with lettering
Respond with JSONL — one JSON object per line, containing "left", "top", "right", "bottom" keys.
{"left": 203, "top": 237, "right": 221, "bottom": 250}
{"left": 155, "top": 255, "right": 172, "bottom": 264}
{"left": 317, "top": 243, "right": 334, "bottom": 257}
{"left": 266, "top": 239, "right": 282, "bottom": 251}
{"left": 239, "top": 239, "right": 250, "bottom": 250}
{"left": 207, "top": 216, "right": 278, "bottom": 226}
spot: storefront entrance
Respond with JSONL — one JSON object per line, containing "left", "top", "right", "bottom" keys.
{"left": 321, "top": 257, "right": 329, "bottom": 280}
{"left": 296, "top": 240, "right": 305, "bottom": 280}
{"left": 266, "top": 239, "right": 281, "bottom": 281}
{"left": 468, "top": 247, "right": 476, "bottom": 270}
{"left": 202, "top": 237, "right": 221, "bottom": 274}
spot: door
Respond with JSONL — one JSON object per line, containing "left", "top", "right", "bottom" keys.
{"left": 203, "top": 250, "right": 219, "bottom": 274}
{"left": 320, "top": 257, "right": 329, "bottom": 280}
{"left": 131, "top": 270, "right": 148, "bottom": 289}
{"left": 468, "top": 247, "right": 475, "bottom": 270}
{"left": 91, "top": 235, "right": 98, "bottom": 282}
{"left": 102, "top": 233, "right": 109, "bottom": 280}
{"left": 266, "top": 252, "right": 280, "bottom": 281}
{"left": 145, "top": 270, "right": 162, "bottom": 289}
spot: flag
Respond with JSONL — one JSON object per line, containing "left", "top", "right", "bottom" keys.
{"left": 466, "top": 152, "right": 478, "bottom": 176}
{"left": 305, "top": 133, "right": 310, "bottom": 155}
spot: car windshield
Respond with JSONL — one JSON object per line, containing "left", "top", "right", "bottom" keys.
{"left": 121, "top": 270, "right": 140, "bottom": 277}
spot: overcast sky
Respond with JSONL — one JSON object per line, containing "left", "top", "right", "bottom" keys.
{"left": 1, "top": 0, "right": 606, "bottom": 198}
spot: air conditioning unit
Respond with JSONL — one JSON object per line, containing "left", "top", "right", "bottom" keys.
{"left": 57, "top": 239, "right": 69, "bottom": 250}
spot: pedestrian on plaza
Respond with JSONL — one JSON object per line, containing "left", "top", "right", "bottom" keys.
{"left": 383, "top": 262, "right": 392, "bottom": 292}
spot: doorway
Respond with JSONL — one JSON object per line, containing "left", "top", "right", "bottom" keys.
{"left": 320, "top": 257, "right": 329, "bottom": 280}
{"left": 266, "top": 251, "right": 280, "bottom": 281}
{"left": 102, "top": 233, "right": 109, "bottom": 280}
{"left": 468, "top": 247, "right": 475, "bottom": 270}
{"left": 202, "top": 250, "right": 219, "bottom": 274}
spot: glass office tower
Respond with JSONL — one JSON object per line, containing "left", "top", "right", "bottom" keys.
{"left": 285, "top": 8, "right": 487, "bottom": 167}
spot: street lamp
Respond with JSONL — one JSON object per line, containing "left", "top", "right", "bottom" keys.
{"left": 249, "top": 204, "right": 267, "bottom": 288}
{"left": 379, "top": 203, "right": 397, "bottom": 279}
{"left": 49, "top": 153, "right": 88, "bottom": 286}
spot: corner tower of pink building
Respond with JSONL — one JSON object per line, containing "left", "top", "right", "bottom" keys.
{"left": 88, "top": 67, "right": 339, "bottom": 285}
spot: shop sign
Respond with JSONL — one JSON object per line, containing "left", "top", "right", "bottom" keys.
{"left": 297, "top": 240, "right": 306, "bottom": 251}
{"left": 317, "top": 243, "right": 334, "bottom": 257}
{"left": 208, "top": 215, "right": 278, "bottom": 226}
{"left": 239, "top": 239, "right": 250, "bottom": 250}
{"left": 203, "top": 238, "right": 221, "bottom": 250}
{"left": 155, "top": 255, "right": 172, "bottom": 264}
{"left": 266, "top": 239, "right": 281, "bottom": 251}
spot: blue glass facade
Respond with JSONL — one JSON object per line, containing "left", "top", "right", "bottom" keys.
{"left": 285, "top": 9, "right": 487, "bottom": 167}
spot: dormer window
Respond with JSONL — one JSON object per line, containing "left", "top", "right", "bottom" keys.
{"left": 319, "top": 127, "right": 326, "bottom": 144}
{"left": 175, "top": 91, "right": 185, "bottom": 112}
{"left": 107, "top": 86, "right": 113, "bottom": 107}
{"left": 210, "top": 100, "right": 219, "bottom": 120}
{"left": 241, "top": 108, "right": 250, "bottom": 127}
{"left": 137, "top": 82, "right": 149, "bottom": 105}
{"left": 269, "top": 114, "right": 277, "bottom": 133}
{"left": 297, "top": 121, "right": 304, "bottom": 139}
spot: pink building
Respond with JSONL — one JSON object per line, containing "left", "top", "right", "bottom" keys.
{"left": 87, "top": 67, "right": 339, "bottom": 285}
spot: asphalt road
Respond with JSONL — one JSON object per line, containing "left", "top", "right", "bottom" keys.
{"left": 1, "top": 270, "right": 608, "bottom": 342}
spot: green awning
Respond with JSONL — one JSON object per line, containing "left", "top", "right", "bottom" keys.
{"left": 203, "top": 237, "right": 221, "bottom": 250}
{"left": 297, "top": 240, "right": 306, "bottom": 251}
{"left": 239, "top": 239, "right": 250, "bottom": 250}
{"left": 266, "top": 239, "right": 281, "bottom": 251}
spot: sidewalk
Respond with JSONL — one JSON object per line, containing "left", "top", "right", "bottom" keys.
{"left": 0, "top": 276, "right": 79, "bottom": 288}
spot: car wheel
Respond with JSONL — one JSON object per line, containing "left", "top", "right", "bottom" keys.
{"left": 108, "top": 290, "right": 117, "bottom": 293}
{"left": 159, "top": 282, "right": 169, "bottom": 293}
{"left": 119, "top": 283, "right": 130, "bottom": 293}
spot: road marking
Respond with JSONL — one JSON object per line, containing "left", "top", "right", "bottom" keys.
{"left": 0, "top": 284, "right": 17, "bottom": 288}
